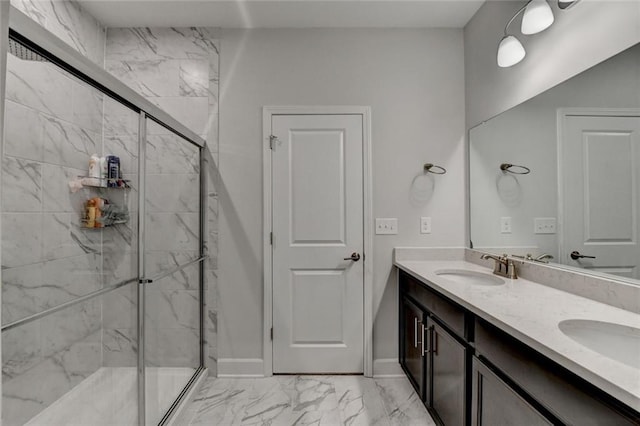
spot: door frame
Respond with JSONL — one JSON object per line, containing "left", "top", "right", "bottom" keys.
{"left": 262, "top": 105, "right": 373, "bottom": 377}
{"left": 556, "top": 107, "right": 640, "bottom": 266}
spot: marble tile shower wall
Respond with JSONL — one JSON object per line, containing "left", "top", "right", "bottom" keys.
{"left": 0, "top": 5, "right": 220, "bottom": 424}
{"left": 104, "top": 27, "right": 219, "bottom": 372}
{"left": 2, "top": 1, "right": 108, "bottom": 424}
{"left": 11, "top": 0, "right": 106, "bottom": 67}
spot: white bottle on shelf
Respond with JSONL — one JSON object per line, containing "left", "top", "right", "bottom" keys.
{"left": 88, "top": 154, "right": 100, "bottom": 186}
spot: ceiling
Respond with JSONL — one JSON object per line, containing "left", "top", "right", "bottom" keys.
{"left": 78, "top": 0, "right": 485, "bottom": 29}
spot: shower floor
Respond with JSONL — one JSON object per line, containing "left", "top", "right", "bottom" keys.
{"left": 25, "top": 367, "right": 196, "bottom": 426}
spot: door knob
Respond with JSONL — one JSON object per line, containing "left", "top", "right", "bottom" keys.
{"left": 570, "top": 251, "right": 596, "bottom": 260}
{"left": 343, "top": 252, "right": 361, "bottom": 262}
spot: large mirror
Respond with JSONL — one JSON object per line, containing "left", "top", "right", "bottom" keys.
{"left": 469, "top": 42, "right": 640, "bottom": 283}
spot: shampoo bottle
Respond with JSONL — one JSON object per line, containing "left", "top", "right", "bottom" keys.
{"left": 88, "top": 154, "right": 100, "bottom": 186}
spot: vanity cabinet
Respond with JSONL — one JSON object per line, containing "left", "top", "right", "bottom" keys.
{"left": 398, "top": 269, "right": 640, "bottom": 426}
{"left": 471, "top": 357, "right": 552, "bottom": 426}
{"left": 400, "top": 272, "right": 468, "bottom": 426}
{"left": 474, "top": 319, "right": 639, "bottom": 426}
{"left": 431, "top": 321, "right": 466, "bottom": 426}
{"left": 400, "top": 296, "right": 427, "bottom": 399}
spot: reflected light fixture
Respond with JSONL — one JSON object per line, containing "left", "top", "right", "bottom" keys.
{"left": 497, "top": 0, "right": 557, "bottom": 68}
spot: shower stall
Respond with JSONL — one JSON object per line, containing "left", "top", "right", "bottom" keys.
{"left": 1, "top": 7, "right": 208, "bottom": 425}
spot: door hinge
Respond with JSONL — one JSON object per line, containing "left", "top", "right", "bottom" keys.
{"left": 269, "top": 135, "right": 278, "bottom": 150}
{"left": 270, "top": 232, "right": 273, "bottom": 245}
{"left": 270, "top": 327, "right": 273, "bottom": 340}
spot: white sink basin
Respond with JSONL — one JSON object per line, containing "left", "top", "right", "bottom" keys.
{"left": 558, "top": 319, "right": 640, "bottom": 369}
{"left": 434, "top": 269, "right": 505, "bottom": 286}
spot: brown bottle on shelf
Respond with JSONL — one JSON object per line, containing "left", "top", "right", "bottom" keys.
{"left": 94, "top": 197, "right": 103, "bottom": 228}
{"left": 86, "top": 198, "right": 97, "bottom": 228}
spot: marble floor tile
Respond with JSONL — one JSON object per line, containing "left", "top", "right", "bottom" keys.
{"left": 184, "top": 375, "right": 434, "bottom": 426}
{"left": 333, "top": 376, "right": 389, "bottom": 426}
{"left": 375, "top": 378, "right": 436, "bottom": 426}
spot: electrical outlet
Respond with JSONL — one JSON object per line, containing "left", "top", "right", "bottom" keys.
{"left": 500, "top": 217, "right": 512, "bottom": 234}
{"left": 534, "top": 217, "right": 556, "bottom": 234}
{"left": 376, "top": 218, "right": 398, "bottom": 235}
{"left": 420, "top": 217, "right": 431, "bottom": 234}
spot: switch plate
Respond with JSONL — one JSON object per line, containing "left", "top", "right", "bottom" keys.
{"left": 420, "top": 217, "right": 431, "bottom": 234}
{"left": 534, "top": 217, "right": 556, "bottom": 234}
{"left": 500, "top": 217, "right": 512, "bottom": 234}
{"left": 376, "top": 218, "right": 398, "bottom": 235}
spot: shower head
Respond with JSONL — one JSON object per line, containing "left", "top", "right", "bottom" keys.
{"left": 8, "top": 37, "right": 48, "bottom": 62}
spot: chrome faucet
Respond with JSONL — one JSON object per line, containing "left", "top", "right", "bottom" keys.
{"left": 534, "top": 253, "right": 554, "bottom": 263}
{"left": 480, "top": 253, "right": 518, "bottom": 279}
{"left": 512, "top": 253, "right": 554, "bottom": 264}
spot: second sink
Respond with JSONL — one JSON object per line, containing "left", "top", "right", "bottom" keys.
{"left": 435, "top": 269, "right": 505, "bottom": 286}
{"left": 558, "top": 319, "right": 640, "bottom": 369}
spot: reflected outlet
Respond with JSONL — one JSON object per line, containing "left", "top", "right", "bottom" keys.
{"left": 500, "top": 217, "right": 512, "bottom": 234}
{"left": 420, "top": 217, "right": 431, "bottom": 234}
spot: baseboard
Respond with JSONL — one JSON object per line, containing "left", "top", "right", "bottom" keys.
{"left": 373, "top": 358, "right": 404, "bottom": 378}
{"left": 217, "top": 358, "right": 265, "bottom": 377}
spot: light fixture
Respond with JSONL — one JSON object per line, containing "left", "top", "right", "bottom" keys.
{"left": 496, "top": 0, "right": 583, "bottom": 68}
{"left": 497, "top": 0, "right": 558, "bottom": 68}
{"left": 521, "top": 0, "right": 555, "bottom": 35}
{"left": 497, "top": 35, "right": 526, "bottom": 68}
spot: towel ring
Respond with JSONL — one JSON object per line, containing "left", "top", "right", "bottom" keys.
{"left": 424, "top": 163, "right": 446, "bottom": 175}
{"left": 500, "top": 163, "right": 530, "bottom": 175}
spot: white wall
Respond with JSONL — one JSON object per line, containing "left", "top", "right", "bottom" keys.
{"left": 464, "top": 0, "right": 640, "bottom": 128}
{"left": 217, "top": 28, "right": 466, "bottom": 367}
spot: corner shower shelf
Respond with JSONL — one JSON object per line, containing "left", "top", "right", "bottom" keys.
{"left": 80, "top": 219, "right": 129, "bottom": 230}
{"left": 79, "top": 176, "right": 131, "bottom": 189}
{"left": 79, "top": 176, "right": 131, "bottom": 229}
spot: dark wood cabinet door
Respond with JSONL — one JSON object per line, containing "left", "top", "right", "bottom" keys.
{"left": 401, "top": 297, "right": 425, "bottom": 399}
{"left": 430, "top": 320, "right": 466, "bottom": 426}
{"left": 471, "top": 357, "right": 552, "bottom": 426}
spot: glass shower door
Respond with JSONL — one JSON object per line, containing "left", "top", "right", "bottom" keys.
{"left": 2, "top": 40, "right": 140, "bottom": 425}
{"left": 142, "top": 117, "right": 202, "bottom": 425}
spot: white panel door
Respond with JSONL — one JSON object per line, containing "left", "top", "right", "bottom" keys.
{"left": 271, "top": 114, "right": 364, "bottom": 373}
{"left": 562, "top": 115, "right": 640, "bottom": 278}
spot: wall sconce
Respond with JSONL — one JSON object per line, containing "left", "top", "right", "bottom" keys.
{"left": 497, "top": 0, "right": 581, "bottom": 68}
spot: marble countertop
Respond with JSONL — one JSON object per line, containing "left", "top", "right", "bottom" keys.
{"left": 394, "top": 258, "right": 640, "bottom": 411}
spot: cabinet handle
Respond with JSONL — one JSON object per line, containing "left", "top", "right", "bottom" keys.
{"left": 421, "top": 323, "right": 429, "bottom": 355}
{"left": 414, "top": 318, "right": 418, "bottom": 348}
{"left": 432, "top": 326, "right": 438, "bottom": 355}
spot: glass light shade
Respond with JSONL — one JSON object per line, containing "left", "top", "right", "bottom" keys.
{"left": 521, "top": 0, "right": 554, "bottom": 35}
{"left": 497, "top": 35, "right": 526, "bottom": 68}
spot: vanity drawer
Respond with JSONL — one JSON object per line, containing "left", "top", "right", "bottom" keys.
{"left": 474, "top": 319, "right": 639, "bottom": 426}
{"left": 403, "top": 273, "right": 465, "bottom": 338}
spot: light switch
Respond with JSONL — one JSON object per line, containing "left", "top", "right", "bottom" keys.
{"left": 534, "top": 217, "right": 556, "bottom": 234}
{"left": 500, "top": 217, "right": 512, "bottom": 234}
{"left": 376, "top": 218, "right": 398, "bottom": 235}
{"left": 420, "top": 217, "right": 431, "bottom": 234}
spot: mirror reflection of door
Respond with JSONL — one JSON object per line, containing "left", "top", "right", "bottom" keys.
{"left": 560, "top": 112, "right": 640, "bottom": 278}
